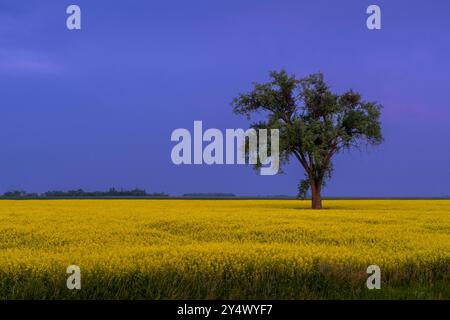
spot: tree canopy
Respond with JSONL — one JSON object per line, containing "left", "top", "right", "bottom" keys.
{"left": 232, "top": 70, "right": 383, "bottom": 209}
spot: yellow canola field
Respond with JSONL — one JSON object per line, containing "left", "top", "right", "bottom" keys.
{"left": 0, "top": 199, "right": 449, "bottom": 299}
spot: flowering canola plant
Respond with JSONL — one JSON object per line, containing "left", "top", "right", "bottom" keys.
{"left": 0, "top": 200, "right": 448, "bottom": 299}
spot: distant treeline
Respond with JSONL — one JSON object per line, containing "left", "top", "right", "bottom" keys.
{"left": 2, "top": 188, "right": 168, "bottom": 198}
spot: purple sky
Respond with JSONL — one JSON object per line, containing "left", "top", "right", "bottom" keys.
{"left": 1, "top": 0, "right": 449, "bottom": 197}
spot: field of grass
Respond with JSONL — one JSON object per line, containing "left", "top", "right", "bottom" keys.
{"left": 0, "top": 199, "right": 449, "bottom": 299}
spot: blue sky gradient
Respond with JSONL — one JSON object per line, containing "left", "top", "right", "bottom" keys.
{"left": 1, "top": 0, "right": 449, "bottom": 196}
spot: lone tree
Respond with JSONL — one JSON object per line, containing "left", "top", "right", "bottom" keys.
{"left": 232, "top": 70, "right": 383, "bottom": 209}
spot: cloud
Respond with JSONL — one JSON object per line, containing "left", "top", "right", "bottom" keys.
{"left": 0, "top": 50, "right": 63, "bottom": 74}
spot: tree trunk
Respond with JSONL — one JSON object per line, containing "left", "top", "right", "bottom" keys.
{"left": 311, "top": 182, "right": 322, "bottom": 209}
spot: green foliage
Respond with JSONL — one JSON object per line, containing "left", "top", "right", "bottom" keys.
{"left": 2, "top": 190, "right": 38, "bottom": 198}
{"left": 43, "top": 188, "right": 169, "bottom": 197}
{"left": 232, "top": 70, "right": 383, "bottom": 202}
{"left": 2, "top": 189, "right": 169, "bottom": 198}
{"left": 297, "top": 179, "right": 310, "bottom": 200}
